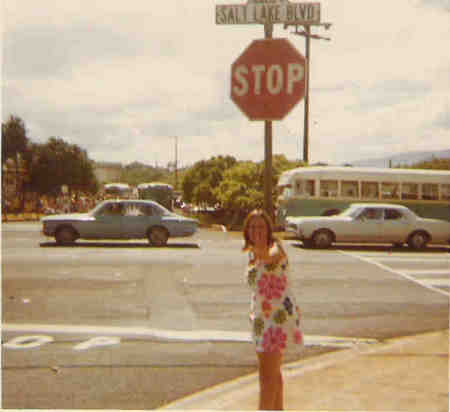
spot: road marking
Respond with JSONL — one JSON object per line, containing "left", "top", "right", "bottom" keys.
{"left": 421, "top": 279, "right": 450, "bottom": 287}
{"left": 401, "top": 269, "right": 450, "bottom": 276}
{"left": 340, "top": 251, "right": 450, "bottom": 297}
{"left": 73, "top": 336, "right": 121, "bottom": 351}
{"left": 3, "top": 335, "right": 54, "bottom": 349}
{"left": 1, "top": 323, "right": 377, "bottom": 349}
{"left": 372, "top": 258, "right": 449, "bottom": 262}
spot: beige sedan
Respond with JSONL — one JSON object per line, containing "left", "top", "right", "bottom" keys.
{"left": 285, "top": 203, "right": 450, "bottom": 249}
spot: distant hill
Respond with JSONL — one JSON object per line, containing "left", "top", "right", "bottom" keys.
{"left": 347, "top": 149, "right": 450, "bottom": 168}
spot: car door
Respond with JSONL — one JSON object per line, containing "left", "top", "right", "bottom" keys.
{"left": 379, "top": 208, "right": 409, "bottom": 242}
{"left": 90, "top": 202, "right": 125, "bottom": 239}
{"left": 350, "top": 207, "right": 383, "bottom": 242}
{"left": 121, "top": 202, "right": 160, "bottom": 238}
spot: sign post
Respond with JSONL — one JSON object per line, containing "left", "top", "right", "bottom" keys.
{"left": 217, "top": 0, "right": 325, "bottom": 220}
{"left": 264, "top": 23, "right": 273, "bottom": 220}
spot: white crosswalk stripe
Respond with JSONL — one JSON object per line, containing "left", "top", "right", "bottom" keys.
{"left": 340, "top": 251, "right": 450, "bottom": 296}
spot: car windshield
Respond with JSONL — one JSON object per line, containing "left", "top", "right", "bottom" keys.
{"left": 89, "top": 201, "right": 109, "bottom": 216}
{"left": 152, "top": 203, "right": 173, "bottom": 216}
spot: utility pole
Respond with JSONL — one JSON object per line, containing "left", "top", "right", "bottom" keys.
{"left": 174, "top": 136, "right": 178, "bottom": 190}
{"left": 286, "top": 23, "right": 332, "bottom": 164}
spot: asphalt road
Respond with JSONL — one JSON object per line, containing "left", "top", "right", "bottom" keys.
{"left": 2, "top": 222, "right": 449, "bottom": 409}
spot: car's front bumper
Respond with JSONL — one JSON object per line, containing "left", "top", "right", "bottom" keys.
{"left": 285, "top": 224, "right": 303, "bottom": 239}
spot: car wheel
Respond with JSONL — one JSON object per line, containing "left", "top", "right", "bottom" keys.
{"left": 312, "top": 229, "right": 333, "bottom": 249}
{"left": 55, "top": 227, "right": 76, "bottom": 245}
{"left": 302, "top": 239, "right": 313, "bottom": 248}
{"left": 407, "top": 231, "right": 429, "bottom": 250}
{"left": 148, "top": 226, "right": 169, "bottom": 246}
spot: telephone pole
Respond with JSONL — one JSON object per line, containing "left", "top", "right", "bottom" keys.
{"left": 174, "top": 136, "right": 178, "bottom": 190}
{"left": 286, "top": 23, "right": 332, "bottom": 164}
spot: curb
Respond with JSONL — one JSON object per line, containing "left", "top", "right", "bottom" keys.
{"left": 159, "top": 329, "right": 448, "bottom": 410}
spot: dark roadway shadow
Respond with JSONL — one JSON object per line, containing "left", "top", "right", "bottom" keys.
{"left": 288, "top": 241, "right": 449, "bottom": 254}
{"left": 39, "top": 241, "right": 200, "bottom": 249}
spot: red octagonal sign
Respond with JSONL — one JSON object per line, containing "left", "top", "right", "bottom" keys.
{"left": 231, "top": 38, "right": 306, "bottom": 121}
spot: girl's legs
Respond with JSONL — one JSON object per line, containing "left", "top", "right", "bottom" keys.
{"left": 257, "top": 351, "right": 283, "bottom": 410}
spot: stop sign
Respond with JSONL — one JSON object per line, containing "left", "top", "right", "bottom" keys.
{"left": 231, "top": 38, "right": 306, "bottom": 121}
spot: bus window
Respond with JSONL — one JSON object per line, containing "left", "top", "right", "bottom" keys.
{"left": 441, "top": 184, "right": 450, "bottom": 200}
{"left": 381, "top": 182, "right": 399, "bottom": 199}
{"left": 361, "top": 182, "right": 379, "bottom": 199}
{"left": 281, "top": 185, "right": 292, "bottom": 197}
{"left": 305, "top": 180, "right": 315, "bottom": 196}
{"left": 401, "top": 183, "right": 418, "bottom": 200}
{"left": 320, "top": 180, "right": 338, "bottom": 197}
{"left": 296, "top": 179, "right": 314, "bottom": 196}
{"left": 341, "top": 181, "right": 358, "bottom": 198}
{"left": 422, "top": 183, "right": 438, "bottom": 200}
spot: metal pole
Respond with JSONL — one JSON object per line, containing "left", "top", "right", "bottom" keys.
{"left": 264, "top": 22, "right": 274, "bottom": 220}
{"left": 303, "top": 25, "right": 311, "bottom": 164}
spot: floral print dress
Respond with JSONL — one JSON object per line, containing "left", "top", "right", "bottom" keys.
{"left": 247, "top": 245, "right": 304, "bottom": 353}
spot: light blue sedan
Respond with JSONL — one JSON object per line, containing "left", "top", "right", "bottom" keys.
{"left": 41, "top": 199, "right": 199, "bottom": 246}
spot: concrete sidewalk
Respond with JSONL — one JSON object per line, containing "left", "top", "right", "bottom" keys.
{"left": 160, "top": 329, "right": 449, "bottom": 411}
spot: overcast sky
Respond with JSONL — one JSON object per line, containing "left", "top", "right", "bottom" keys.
{"left": 3, "top": 0, "right": 450, "bottom": 168}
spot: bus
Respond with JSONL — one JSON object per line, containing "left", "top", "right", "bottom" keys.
{"left": 137, "top": 182, "right": 174, "bottom": 210}
{"left": 276, "top": 166, "right": 450, "bottom": 224}
{"left": 104, "top": 183, "right": 133, "bottom": 199}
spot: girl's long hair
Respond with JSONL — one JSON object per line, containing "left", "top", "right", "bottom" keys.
{"left": 242, "top": 209, "right": 276, "bottom": 252}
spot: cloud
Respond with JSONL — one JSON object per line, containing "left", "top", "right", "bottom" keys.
{"left": 2, "top": 0, "right": 450, "bottom": 168}
{"left": 417, "top": 0, "right": 450, "bottom": 12}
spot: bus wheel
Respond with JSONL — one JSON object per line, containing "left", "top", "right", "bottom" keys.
{"left": 312, "top": 229, "right": 333, "bottom": 249}
{"left": 148, "top": 226, "right": 169, "bottom": 247}
{"left": 407, "top": 231, "right": 429, "bottom": 250}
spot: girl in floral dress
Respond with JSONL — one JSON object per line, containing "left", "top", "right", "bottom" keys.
{"left": 243, "top": 209, "right": 303, "bottom": 410}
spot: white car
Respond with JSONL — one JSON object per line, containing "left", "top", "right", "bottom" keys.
{"left": 285, "top": 203, "right": 450, "bottom": 249}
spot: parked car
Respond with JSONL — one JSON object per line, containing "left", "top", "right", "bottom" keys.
{"left": 285, "top": 203, "right": 450, "bottom": 249}
{"left": 41, "top": 199, "right": 199, "bottom": 246}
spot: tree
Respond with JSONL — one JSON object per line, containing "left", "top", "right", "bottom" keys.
{"left": 1, "top": 115, "right": 29, "bottom": 164}
{"left": 214, "top": 161, "right": 264, "bottom": 215}
{"left": 119, "top": 162, "right": 168, "bottom": 186}
{"left": 409, "top": 158, "right": 450, "bottom": 170}
{"left": 2, "top": 115, "right": 31, "bottom": 211}
{"left": 212, "top": 155, "right": 305, "bottom": 226}
{"left": 28, "top": 137, "right": 98, "bottom": 195}
{"left": 181, "top": 155, "right": 237, "bottom": 206}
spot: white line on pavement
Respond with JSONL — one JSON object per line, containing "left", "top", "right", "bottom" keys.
{"left": 339, "top": 251, "right": 450, "bottom": 297}
{"left": 401, "top": 269, "right": 450, "bottom": 275}
{"left": 421, "top": 279, "right": 450, "bottom": 287}
{"left": 1, "top": 323, "right": 377, "bottom": 348}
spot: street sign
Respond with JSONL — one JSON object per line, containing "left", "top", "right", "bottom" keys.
{"left": 216, "top": 0, "right": 320, "bottom": 25}
{"left": 231, "top": 38, "right": 306, "bottom": 121}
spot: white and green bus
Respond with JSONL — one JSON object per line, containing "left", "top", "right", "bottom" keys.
{"left": 137, "top": 182, "right": 174, "bottom": 211}
{"left": 276, "top": 166, "right": 450, "bottom": 224}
